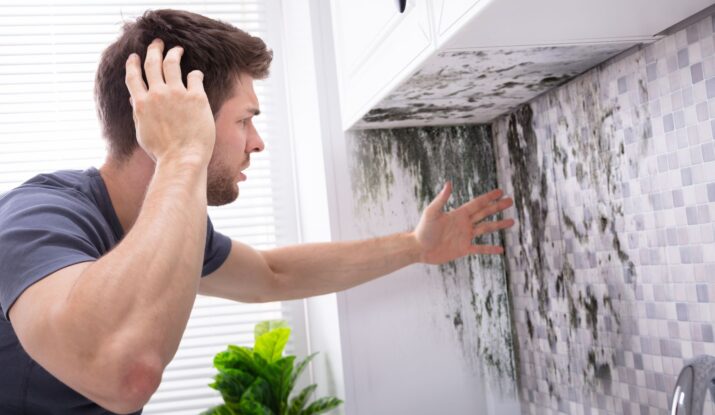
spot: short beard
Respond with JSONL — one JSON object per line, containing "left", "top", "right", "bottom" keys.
{"left": 206, "top": 159, "right": 238, "bottom": 206}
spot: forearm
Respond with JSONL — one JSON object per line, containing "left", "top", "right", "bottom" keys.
{"left": 263, "top": 232, "right": 421, "bottom": 299}
{"left": 61, "top": 158, "right": 207, "bottom": 368}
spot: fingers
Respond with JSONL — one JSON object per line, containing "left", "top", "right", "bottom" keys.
{"left": 473, "top": 218, "right": 515, "bottom": 238}
{"left": 132, "top": 39, "right": 186, "bottom": 91}
{"left": 186, "top": 70, "right": 206, "bottom": 94}
{"left": 470, "top": 196, "right": 513, "bottom": 223}
{"left": 163, "top": 46, "right": 184, "bottom": 87}
{"left": 469, "top": 244, "right": 504, "bottom": 255}
{"left": 424, "top": 182, "right": 452, "bottom": 219}
{"left": 144, "top": 38, "right": 165, "bottom": 86}
{"left": 464, "top": 188, "right": 504, "bottom": 216}
{"left": 125, "top": 53, "right": 147, "bottom": 101}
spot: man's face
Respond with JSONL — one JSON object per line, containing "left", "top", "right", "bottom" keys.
{"left": 207, "top": 73, "right": 264, "bottom": 206}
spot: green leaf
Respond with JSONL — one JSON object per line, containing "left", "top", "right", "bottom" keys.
{"left": 237, "top": 399, "right": 275, "bottom": 415}
{"left": 287, "top": 384, "right": 317, "bottom": 415}
{"left": 273, "top": 355, "right": 296, "bottom": 412}
{"left": 300, "top": 397, "right": 343, "bottom": 415}
{"left": 213, "top": 368, "right": 256, "bottom": 404}
{"left": 251, "top": 353, "right": 277, "bottom": 385}
{"left": 240, "top": 377, "right": 273, "bottom": 407}
{"left": 215, "top": 345, "right": 257, "bottom": 373}
{"left": 254, "top": 320, "right": 289, "bottom": 339}
{"left": 254, "top": 327, "right": 291, "bottom": 363}
{"left": 243, "top": 353, "right": 293, "bottom": 411}
{"left": 200, "top": 404, "right": 236, "bottom": 415}
{"left": 292, "top": 352, "right": 318, "bottom": 386}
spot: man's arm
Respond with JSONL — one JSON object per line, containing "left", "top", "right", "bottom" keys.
{"left": 9, "top": 40, "right": 215, "bottom": 414}
{"left": 200, "top": 183, "right": 514, "bottom": 302}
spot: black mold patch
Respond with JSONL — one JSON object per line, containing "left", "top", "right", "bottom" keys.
{"left": 362, "top": 104, "right": 477, "bottom": 123}
{"left": 453, "top": 311, "right": 464, "bottom": 328}
{"left": 485, "top": 290, "right": 494, "bottom": 317}
{"left": 581, "top": 287, "right": 599, "bottom": 340}
{"left": 526, "top": 311, "right": 534, "bottom": 339}
{"left": 540, "top": 74, "right": 572, "bottom": 87}
{"left": 500, "top": 81, "right": 522, "bottom": 89}
{"left": 611, "top": 221, "right": 636, "bottom": 284}
{"left": 563, "top": 213, "right": 586, "bottom": 242}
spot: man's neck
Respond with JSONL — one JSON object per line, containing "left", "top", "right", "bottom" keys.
{"left": 98, "top": 150, "right": 155, "bottom": 234}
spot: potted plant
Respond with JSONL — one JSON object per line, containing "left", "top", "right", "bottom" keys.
{"left": 202, "top": 320, "right": 343, "bottom": 415}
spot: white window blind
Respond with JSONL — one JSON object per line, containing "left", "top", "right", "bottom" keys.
{"left": 0, "top": 1, "right": 302, "bottom": 414}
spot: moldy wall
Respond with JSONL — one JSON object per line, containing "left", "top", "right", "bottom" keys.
{"left": 339, "top": 9, "right": 715, "bottom": 415}
{"left": 340, "top": 125, "right": 519, "bottom": 414}
{"left": 493, "top": 12, "right": 715, "bottom": 414}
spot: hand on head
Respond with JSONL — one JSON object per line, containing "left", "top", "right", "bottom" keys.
{"left": 125, "top": 38, "right": 216, "bottom": 165}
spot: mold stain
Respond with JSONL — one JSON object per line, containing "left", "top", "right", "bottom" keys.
{"left": 349, "top": 124, "right": 517, "bottom": 398}
{"left": 525, "top": 311, "right": 534, "bottom": 339}
{"left": 357, "top": 43, "right": 637, "bottom": 128}
{"left": 453, "top": 310, "right": 464, "bottom": 330}
{"left": 362, "top": 104, "right": 477, "bottom": 124}
{"left": 581, "top": 287, "right": 599, "bottom": 340}
{"left": 493, "top": 48, "right": 648, "bottom": 412}
{"left": 501, "top": 104, "right": 565, "bottom": 398}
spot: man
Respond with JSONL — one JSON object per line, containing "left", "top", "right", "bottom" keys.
{"left": 0, "top": 9, "right": 514, "bottom": 415}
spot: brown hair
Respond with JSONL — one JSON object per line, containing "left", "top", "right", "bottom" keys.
{"left": 94, "top": 9, "right": 273, "bottom": 161}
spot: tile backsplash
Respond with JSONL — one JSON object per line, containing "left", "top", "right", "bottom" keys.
{"left": 493, "top": 11, "right": 715, "bottom": 415}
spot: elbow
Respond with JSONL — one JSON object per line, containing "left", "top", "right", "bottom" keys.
{"left": 234, "top": 270, "right": 284, "bottom": 303}
{"left": 102, "top": 355, "right": 163, "bottom": 414}
{"left": 251, "top": 271, "right": 288, "bottom": 303}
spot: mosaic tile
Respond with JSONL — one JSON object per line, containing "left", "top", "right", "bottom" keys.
{"left": 493, "top": 12, "right": 715, "bottom": 414}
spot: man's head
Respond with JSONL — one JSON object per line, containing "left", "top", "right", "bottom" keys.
{"left": 95, "top": 9, "right": 272, "bottom": 205}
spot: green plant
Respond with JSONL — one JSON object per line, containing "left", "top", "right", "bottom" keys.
{"left": 201, "top": 320, "right": 343, "bottom": 415}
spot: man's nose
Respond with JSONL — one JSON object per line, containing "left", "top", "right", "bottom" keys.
{"left": 248, "top": 125, "right": 265, "bottom": 153}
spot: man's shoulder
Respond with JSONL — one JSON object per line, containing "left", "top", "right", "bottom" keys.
{"left": 17, "top": 168, "right": 94, "bottom": 193}
{"left": 0, "top": 168, "right": 101, "bottom": 218}
{"left": 2, "top": 168, "right": 95, "bottom": 200}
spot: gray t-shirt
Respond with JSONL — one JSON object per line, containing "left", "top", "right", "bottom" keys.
{"left": 0, "top": 167, "right": 232, "bottom": 414}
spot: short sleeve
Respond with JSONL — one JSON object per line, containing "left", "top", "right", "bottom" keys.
{"left": 0, "top": 189, "right": 108, "bottom": 319}
{"left": 202, "top": 217, "right": 232, "bottom": 277}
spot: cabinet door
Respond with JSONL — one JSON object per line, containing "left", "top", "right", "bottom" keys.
{"left": 431, "top": 0, "right": 484, "bottom": 47}
{"left": 330, "top": 0, "right": 434, "bottom": 130}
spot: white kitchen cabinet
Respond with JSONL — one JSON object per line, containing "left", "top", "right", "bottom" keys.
{"left": 440, "top": 0, "right": 715, "bottom": 50}
{"left": 329, "top": 0, "right": 714, "bottom": 131}
{"left": 329, "top": 0, "right": 434, "bottom": 130}
{"left": 431, "top": 0, "right": 484, "bottom": 46}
